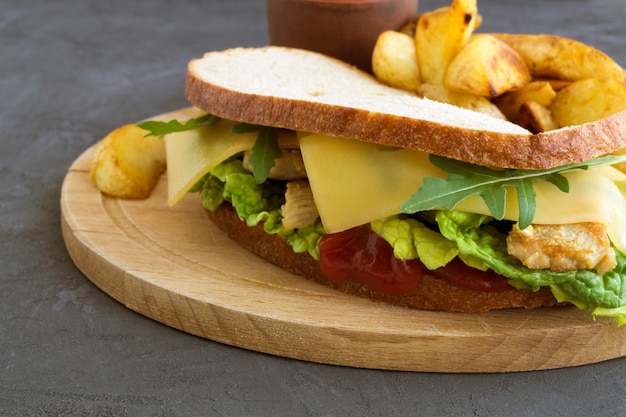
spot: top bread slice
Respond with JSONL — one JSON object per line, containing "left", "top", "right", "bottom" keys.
{"left": 185, "top": 46, "right": 626, "bottom": 169}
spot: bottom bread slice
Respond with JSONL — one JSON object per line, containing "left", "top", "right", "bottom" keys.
{"left": 205, "top": 203, "right": 560, "bottom": 313}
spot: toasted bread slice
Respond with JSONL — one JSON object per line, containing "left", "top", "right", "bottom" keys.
{"left": 185, "top": 46, "right": 626, "bottom": 169}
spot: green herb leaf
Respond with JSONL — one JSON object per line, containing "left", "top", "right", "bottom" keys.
{"left": 401, "top": 154, "right": 626, "bottom": 229}
{"left": 137, "top": 113, "right": 219, "bottom": 137}
{"left": 512, "top": 178, "right": 536, "bottom": 229}
{"left": 237, "top": 123, "right": 281, "bottom": 184}
{"left": 231, "top": 122, "right": 261, "bottom": 134}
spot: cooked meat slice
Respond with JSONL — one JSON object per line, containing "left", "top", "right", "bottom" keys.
{"left": 506, "top": 223, "right": 616, "bottom": 274}
{"left": 281, "top": 180, "right": 319, "bottom": 231}
{"left": 243, "top": 149, "right": 307, "bottom": 180}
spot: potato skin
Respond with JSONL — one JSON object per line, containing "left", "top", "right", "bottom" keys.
{"left": 90, "top": 124, "right": 166, "bottom": 199}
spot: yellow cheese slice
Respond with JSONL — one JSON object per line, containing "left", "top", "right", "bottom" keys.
{"left": 299, "top": 134, "right": 626, "bottom": 254}
{"left": 299, "top": 133, "right": 442, "bottom": 232}
{"left": 165, "top": 120, "right": 257, "bottom": 206}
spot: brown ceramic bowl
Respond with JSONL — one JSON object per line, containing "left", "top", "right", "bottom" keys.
{"left": 266, "top": 0, "right": 418, "bottom": 73}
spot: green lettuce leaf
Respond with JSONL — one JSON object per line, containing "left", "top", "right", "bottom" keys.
{"left": 194, "top": 158, "right": 323, "bottom": 259}
{"left": 221, "top": 172, "right": 270, "bottom": 225}
{"left": 550, "top": 285, "right": 626, "bottom": 325}
{"left": 435, "top": 210, "right": 626, "bottom": 312}
{"left": 284, "top": 222, "right": 325, "bottom": 260}
{"left": 370, "top": 215, "right": 458, "bottom": 270}
{"left": 194, "top": 159, "right": 249, "bottom": 211}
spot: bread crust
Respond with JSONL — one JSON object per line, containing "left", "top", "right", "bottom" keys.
{"left": 185, "top": 46, "right": 626, "bottom": 170}
{"left": 205, "top": 202, "right": 559, "bottom": 312}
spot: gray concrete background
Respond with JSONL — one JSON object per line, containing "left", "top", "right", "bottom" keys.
{"left": 2, "top": 0, "right": 626, "bottom": 415}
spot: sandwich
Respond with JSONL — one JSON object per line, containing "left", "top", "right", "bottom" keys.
{"left": 111, "top": 44, "right": 625, "bottom": 322}
{"left": 89, "top": 2, "right": 626, "bottom": 323}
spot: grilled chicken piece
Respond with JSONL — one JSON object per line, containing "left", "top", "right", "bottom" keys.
{"left": 281, "top": 180, "right": 319, "bottom": 231}
{"left": 506, "top": 222, "right": 616, "bottom": 274}
{"left": 243, "top": 149, "right": 307, "bottom": 180}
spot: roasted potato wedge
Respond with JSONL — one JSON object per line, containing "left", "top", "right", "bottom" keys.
{"left": 550, "top": 78, "right": 626, "bottom": 127}
{"left": 399, "top": 15, "right": 418, "bottom": 37}
{"left": 90, "top": 124, "right": 166, "bottom": 199}
{"left": 514, "top": 101, "right": 559, "bottom": 133}
{"left": 418, "top": 83, "right": 506, "bottom": 120}
{"left": 415, "top": 0, "right": 478, "bottom": 84}
{"left": 372, "top": 30, "right": 421, "bottom": 92}
{"left": 491, "top": 33, "right": 625, "bottom": 82}
{"left": 376, "top": 0, "right": 625, "bottom": 131}
{"left": 495, "top": 80, "right": 557, "bottom": 121}
{"left": 400, "top": 11, "right": 481, "bottom": 37}
{"left": 536, "top": 78, "right": 572, "bottom": 92}
{"left": 445, "top": 34, "right": 531, "bottom": 97}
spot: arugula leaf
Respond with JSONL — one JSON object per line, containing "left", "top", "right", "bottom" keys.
{"left": 231, "top": 122, "right": 261, "bottom": 134}
{"left": 137, "top": 113, "right": 219, "bottom": 137}
{"left": 401, "top": 154, "right": 626, "bottom": 229}
{"left": 232, "top": 123, "right": 281, "bottom": 184}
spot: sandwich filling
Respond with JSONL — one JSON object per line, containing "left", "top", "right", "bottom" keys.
{"left": 154, "top": 115, "right": 626, "bottom": 324}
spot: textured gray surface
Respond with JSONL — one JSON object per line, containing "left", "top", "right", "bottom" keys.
{"left": 2, "top": 0, "right": 626, "bottom": 415}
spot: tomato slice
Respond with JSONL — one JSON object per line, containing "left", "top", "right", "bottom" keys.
{"left": 318, "top": 225, "right": 512, "bottom": 294}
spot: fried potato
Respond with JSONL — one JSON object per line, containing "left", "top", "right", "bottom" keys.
{"left": 536, "top": 78, "right": 572, "bottom": 92}
{"left": 90, "top": 124, "right": 166, "bottom": 199}
{"left": 418, "top": 83, "right": 506, "bottom": 120}
{"left": 400, "top": 11, "right": 481, "bottom": 37}
{"left": 375, "top": 0, "right": 624, "bottom": 131}
{"left": 399, "top": 15, "right": 418, "bottom": 37}
{"left": 445, "top": 34, "right": 531, "bottom": 97}
{"left": 491, "top": 33, "right": 625, "bottom": 82}
{"left": 415, "top": 0, "right": 478, "bottom": 84}
{"left": 514, "top": 101, "right": 559, "bottom": 133}
{"left": 372, "top": 30, "right": 421, "bottom": 92}
{"left": 495, "top": 80, "right": 557, "bottom": 120}
{"left": 550, "top": 78, "right": 626, "bottom": 127}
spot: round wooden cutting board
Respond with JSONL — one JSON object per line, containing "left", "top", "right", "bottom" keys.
{"left": 61, "top": 125, "right": 626, "bottom": 373}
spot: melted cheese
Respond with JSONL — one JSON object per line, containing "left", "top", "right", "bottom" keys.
{"left": 165, "top": 120, "right": 257, "bottom": 206}
{"left": 299, "top": 134, "right": 626, "bottom": 254}
{"left": 298, "top": 133, "right": 441, "bottom": 231}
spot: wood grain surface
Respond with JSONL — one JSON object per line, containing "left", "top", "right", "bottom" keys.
{"left": 60, "top": 115, "right": 626, "bottom": 373}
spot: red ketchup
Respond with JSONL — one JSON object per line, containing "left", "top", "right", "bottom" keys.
{"left": 318, "top": 224, "right": 424, "bottom": 294}
{"left": 318, "top": 225, "right": 512, "bottom": 294}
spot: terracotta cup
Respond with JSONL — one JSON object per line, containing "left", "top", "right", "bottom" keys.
{"left": 266, "top": 0, "right": 418, "bottom": 73}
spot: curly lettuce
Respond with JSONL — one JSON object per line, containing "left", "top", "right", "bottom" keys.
{"left": 374, "top": 210, "right": 626, "bottom": 323}
{"left": 192, "top": 158, "right": 324, "bottom": 259}
{"left": 370, "top": 216, "right": 458, "bottom": 270}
